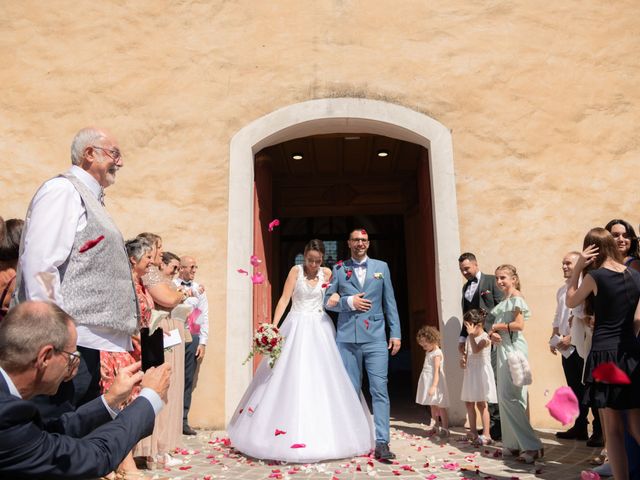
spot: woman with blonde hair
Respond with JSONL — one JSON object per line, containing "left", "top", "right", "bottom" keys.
{"left": 567, "top": 227, "right": 640, "bottom": 480}
{"left": 489, "top": 264, "right": 543, "bottom": 463}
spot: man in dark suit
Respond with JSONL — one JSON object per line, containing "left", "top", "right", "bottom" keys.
{"left": 0, "top": 301, "right": 171, "bottom": 479}
{"left": 457, "top": 252, "right": 503, "bottom": 440}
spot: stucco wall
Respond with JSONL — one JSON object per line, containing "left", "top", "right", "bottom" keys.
{"left": 1, "top": 0, "right": 639, "bottom": 429}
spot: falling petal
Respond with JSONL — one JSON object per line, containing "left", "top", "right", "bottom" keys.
{"left": 336, "top": 260, "right": 344, "bottom": 269}
{"left": 545, "top": 386, "right": 579, "bottom": 425}
{"left": 268, "top": 219, "right": 280, "bottom": 232}
{"left": 79, "top": 235, "right": 105, "bottom": 253}
{"left": 321, "top": 282, "right": 330, "bottom": 289}
{"left": 592, "top": 362, "right": 631, "bottom": 384}
{"left": 250, "top": 255, "right": 262, "bottom": 267}
{"left": 346, "top": 270, "right": 352, "bottom": 280}
{"left": 290, "top": 443, "right": 306, "bottom": 448}
{"left": 237, "top": 269, "right": 249, "bottom": 275}
{"left": 252, "top": 272, "right": 265, "bottom": 284}
{"left": 275, "top": 429, "right": 287, "bottom": 436}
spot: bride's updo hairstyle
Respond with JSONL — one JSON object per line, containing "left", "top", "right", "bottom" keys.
{"left": 304, "top": 239, "right": 325, "bottom": 259}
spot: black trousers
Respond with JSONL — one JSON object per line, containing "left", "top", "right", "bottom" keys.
{"left": 562, "top": 348, "right": 601, "bottom": 433}
{"left": 183, "top": 334, "right": 200, "bottom": 426}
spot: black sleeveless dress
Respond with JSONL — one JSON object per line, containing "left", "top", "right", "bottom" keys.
{"left": 582, "top": 267, "right": 640, "bottom": 409}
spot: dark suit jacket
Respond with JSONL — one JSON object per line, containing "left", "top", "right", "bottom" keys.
{"left": 460, "top": 272, "right": 503, "bottom": 338}
{"left": 0, "top": 374, "right": 155, "bottom": 479}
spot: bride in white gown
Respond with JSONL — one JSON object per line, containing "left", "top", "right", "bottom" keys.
{"left": 228, "top": 239, "right": 374, "bottom": 463}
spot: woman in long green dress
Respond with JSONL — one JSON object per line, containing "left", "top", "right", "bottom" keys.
{"left": 488, "top": 264, "right": 543, "bottom": 464}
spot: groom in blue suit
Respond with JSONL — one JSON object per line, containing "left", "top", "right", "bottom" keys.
{"left": 325, "top": 228, "right": 401, "bottom": 460}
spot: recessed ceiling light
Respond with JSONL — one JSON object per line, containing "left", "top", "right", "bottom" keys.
{"left": 377, "top": 149, "right": 389, "bottom": 158}
{"left": 291, "top": 153, "right": 303, "bottom": 160}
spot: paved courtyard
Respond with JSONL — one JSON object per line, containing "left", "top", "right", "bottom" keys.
{"left": 141, "top": 420, "right": 599, "bottom": 480}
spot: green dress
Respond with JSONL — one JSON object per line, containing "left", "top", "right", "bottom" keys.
{"left": 490, "top": 296, "right": 542, "bottom": 452}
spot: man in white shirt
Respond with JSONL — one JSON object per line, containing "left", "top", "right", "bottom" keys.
{"left": 0, "top": 301, "right": 170, "bottom": 478}
{"left": 550, "top": 251, "right": 602, "bottom": 445}
{"left": 174, "top": 255, "right": 209, "bottom": 435}
{"left": 13, "top": 127, "right": 139, "bottom": 417}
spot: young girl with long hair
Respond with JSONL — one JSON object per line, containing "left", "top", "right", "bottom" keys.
{"left": 489, "top": 264, "right": 543, "bottom": 463}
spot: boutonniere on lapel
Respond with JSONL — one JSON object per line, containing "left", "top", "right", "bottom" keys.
{"left": 373, "top": 272, "right": 384, "bottom": 280}
{"left": 480, "top": 289, "right": 491, "bottom": 297}
{"left": 345, "top": 268, "right": 353, "bottom": 280}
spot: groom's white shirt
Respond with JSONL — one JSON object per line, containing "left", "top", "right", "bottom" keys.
{"left": 346, "top": 256, "right": 368, "bottom": 310}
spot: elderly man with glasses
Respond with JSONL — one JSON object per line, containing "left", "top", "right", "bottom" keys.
{"left": 13, "top": 127, "right": 139, "bottom": 420}
{"left": 0, "top": 301, "right": 171, "bottom": 478}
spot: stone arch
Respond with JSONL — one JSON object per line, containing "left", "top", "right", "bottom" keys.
{"left": 225, "top": 98, "right": 463, "bottom": 423}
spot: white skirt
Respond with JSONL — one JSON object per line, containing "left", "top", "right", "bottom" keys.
{"left": 227, "top": 310, "right": 374, "bottom": 463}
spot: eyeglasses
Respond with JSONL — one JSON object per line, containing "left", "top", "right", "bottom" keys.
{"left": 91, "top": 146, "right": 122, "bottom": 162}
{"left": 56, "top": 349, "right": 82, "bottom": 369}
{"left": 182, "top": 265, "right": 198, "bottom": 270}
{"left": 349, "top": 238, "right": 369, "bottom": 243}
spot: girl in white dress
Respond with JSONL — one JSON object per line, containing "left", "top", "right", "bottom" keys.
{"left": 228, "top": 239, "right": 374, "bottom": 463}
{"left": 416, "top": 326, "right": 450, "bottom": 438}
{"left": 460, "top": 309, "right": 497, "bottom": 446}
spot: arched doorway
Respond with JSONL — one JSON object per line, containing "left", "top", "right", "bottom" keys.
{"left": 226, "top": 98, "right": 465, "bottom": 424}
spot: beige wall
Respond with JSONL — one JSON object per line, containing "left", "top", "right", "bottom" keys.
{"left": 1, "top": 1, "right": 639, "bottom": 429}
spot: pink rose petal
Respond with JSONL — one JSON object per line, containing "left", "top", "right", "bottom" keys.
{"left": 237, "top": 268, "right": 249, "bottom": 275}
{"left": 252, "top": 272, "right": 265, "bottom": 284}
{"left": 268, "top": 219, "right": 280, "bottom": 232}
{"left": 290, "top": 443, "right": 306, "bottom": 448}
{"left": 545, "top": 386, "right": 580, "bottom": 425}
{"left": 581, "top": 470, "right": 601, "bottom": 480}
{"left": 275, "top": 429, "right": 287, "bottom": 436}
{"left": 250, "top": 254, "right": 262, "bottom": 267}
{"left": 592, "top": 362, "right": 631, "bottom": 384}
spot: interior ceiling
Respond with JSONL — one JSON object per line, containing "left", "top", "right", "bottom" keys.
{"left": 258, "top": 133, "right": 425, "bottom": 180}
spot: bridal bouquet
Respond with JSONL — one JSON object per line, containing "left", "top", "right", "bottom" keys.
{"left": 243, "top": 323, "right": 284, "bottom": 368}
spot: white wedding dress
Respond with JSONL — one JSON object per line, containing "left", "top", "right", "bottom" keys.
{"left": 228, "top": 265, "right": 374, "bottom": 463}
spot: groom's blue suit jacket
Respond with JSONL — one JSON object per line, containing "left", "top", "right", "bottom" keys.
{"left": 325, "top": 258, "right": 401, "bottom": 343}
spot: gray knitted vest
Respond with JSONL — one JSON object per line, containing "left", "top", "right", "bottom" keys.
{"left": 16, "top": 172, "right": 138, "bottom": 334}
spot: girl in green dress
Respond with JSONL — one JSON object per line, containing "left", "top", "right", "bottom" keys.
{"left": 488, "top": 264, "right": 543, "bottom": 464}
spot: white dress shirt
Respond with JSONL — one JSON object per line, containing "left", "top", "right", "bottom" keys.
{"left": 346, "top": 256, "right": 368, "bottom": 310}
{"left": 464, "top": 271, "right": 482, "bottom": 302}
{"left": 553, "top": 281, "right": 584, "bottom": 337}
{"left": 173, "top": 278, "right": 209, "bottom": 345}
{"left": 18, "top": 166, "right": 131, "bottom": 352}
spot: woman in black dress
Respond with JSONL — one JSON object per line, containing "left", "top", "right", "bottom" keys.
{"left": 566, "top": 227, "right": 640, "bottom": 480}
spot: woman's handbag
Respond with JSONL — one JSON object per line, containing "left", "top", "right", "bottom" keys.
{"left": 506, "top": 330, "right": 533, "bottom": 386}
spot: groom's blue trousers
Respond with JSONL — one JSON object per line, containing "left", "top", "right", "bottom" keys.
{"left": 337, "top": 340, "right": 390, "bottom": 444}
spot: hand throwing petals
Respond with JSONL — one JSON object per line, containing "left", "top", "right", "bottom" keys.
{"left": 592, "top": 362, "right": 631, "bottom": 384}
{"left": 545, "top": 386, "right": 579, "bottom": 425}
{"left": 79, "top": 235, "right": 105, "bottom": 253}
{"left": 268, "top": 219, "right": 280, "bottom": 232}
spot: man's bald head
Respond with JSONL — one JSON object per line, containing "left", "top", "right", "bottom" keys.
{"left": 179, "top": 256, "right": 198, "bottom": 282}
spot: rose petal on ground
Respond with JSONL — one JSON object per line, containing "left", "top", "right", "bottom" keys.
{"left": 545, "top": 386, "right": 580, "bottom": 425}
{"left": 592, "top": 362, "right": 631, "bottom": 384}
